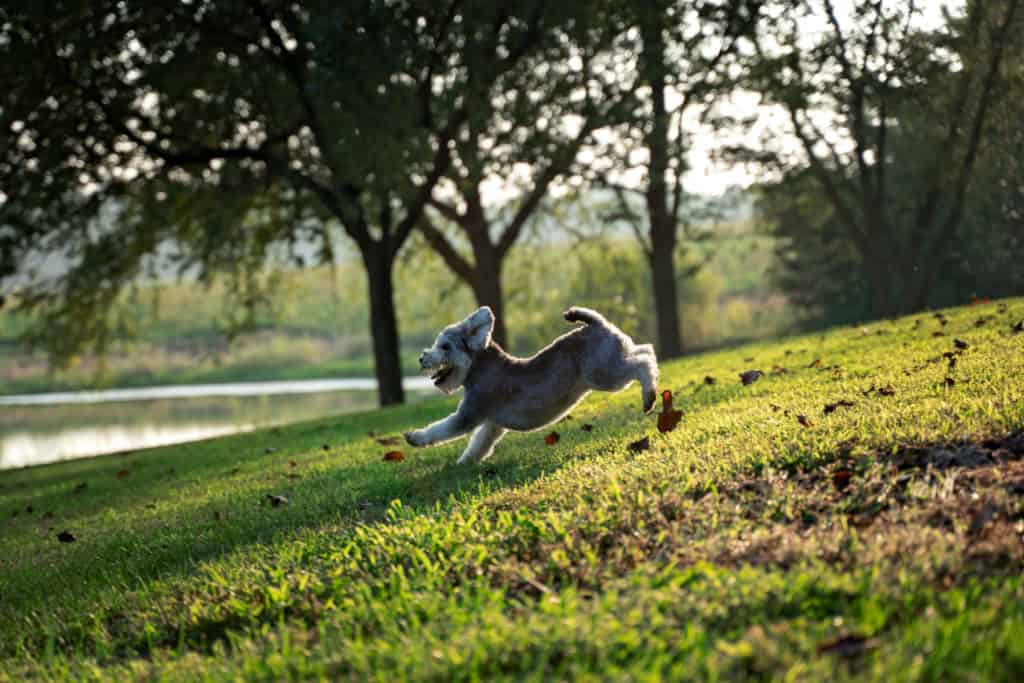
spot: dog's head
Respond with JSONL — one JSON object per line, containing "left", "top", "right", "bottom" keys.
{"left": 418, "top": 306, "right": 494, "bottom": 394}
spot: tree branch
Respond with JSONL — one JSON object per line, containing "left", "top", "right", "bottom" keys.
{"left": 418, "top": 214, "right": 475, "bottom": 282}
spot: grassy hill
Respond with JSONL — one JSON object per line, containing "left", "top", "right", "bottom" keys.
{"left": 2, "top": 299, "right": 1023, "bottom": 681}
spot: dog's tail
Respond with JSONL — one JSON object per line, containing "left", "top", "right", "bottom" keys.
{"left": 564, "top": 307, "right": 608, "bottom": 327}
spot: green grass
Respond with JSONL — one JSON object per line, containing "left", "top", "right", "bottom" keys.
{"left": 2, "top": 299, "right": 1023, "bottom": 681}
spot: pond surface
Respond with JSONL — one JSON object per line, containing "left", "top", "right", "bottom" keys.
{"left": 0, "top": 378, "right": 434, "bottom": 470}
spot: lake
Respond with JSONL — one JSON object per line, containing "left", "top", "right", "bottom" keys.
{"left": 0, "top": 377, "right": 435, "bottom": 470}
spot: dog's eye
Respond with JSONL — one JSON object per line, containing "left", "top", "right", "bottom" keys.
{"left": 440, "top": 343, "right": 451, "bottom": 352}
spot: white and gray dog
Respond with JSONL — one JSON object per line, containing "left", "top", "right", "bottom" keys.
{"left": 404, "top": 306, "right": 659, "bottom": 464}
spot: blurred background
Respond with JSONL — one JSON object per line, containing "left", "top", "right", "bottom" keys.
{"left": 1, "top": 0, "right": 1021, "bottom": 467}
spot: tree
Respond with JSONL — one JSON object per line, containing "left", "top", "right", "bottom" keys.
{"left": 0, "top": 0, "right": 549, "bottom": 405}
{"left": 747, "top": 0, "right": 1021, "bottom": 317}
{"left": 415, "top": 4, "right": 621, "bottom": 348}
{"left": 590, "top": 0, "right": 760, "bottom": 359}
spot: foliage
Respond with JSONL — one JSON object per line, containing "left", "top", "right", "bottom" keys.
{"left": 1, "top": 299, "right": 1023, "bottom": 679}
{"left": 745, "top": 0, "right": 1023, "bottom": 319}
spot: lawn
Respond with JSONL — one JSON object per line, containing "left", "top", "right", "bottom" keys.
{"left": 1, "top": 299, "right": 1023, "bottom": 681}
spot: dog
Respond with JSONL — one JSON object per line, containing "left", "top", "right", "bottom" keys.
{"left": 404, "top": 306, "right": 659, "bottom": 464}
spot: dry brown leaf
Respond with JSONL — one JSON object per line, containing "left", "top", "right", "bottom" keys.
{"left": 823, "top": 399, "right": 855, "bottom": 415}
{"left": 739, "top": 370, "right": 763, "bottom": 385}
{"left": 796, "top": 414, "right": 813, "bottom": 428}
{"left": 544, "top": 432, "right": 560, "bottom": 446}
{"left": 832, "top": 468, "right": 853, "bottom": 492}
{"left": 878, "top": 385, "right": 896, "bottom": 396}
{"left": 954, "top": 338, "right": 969, "bottom": 350}
{"left": 657, "top": 390, "right": 683, "bottom": 433}
{"left": 808, "top": 358, "right": 823, "bottom": 368}
{"left": 383, "top": 451, "right": 404, "bottom": 462}
{"left": 817, "top": 633, "right": 880, "bottom": 657}
{"left": 628, "top": 436, "right": 651, "bottom": 453}
{"left": 115, "top": 469, "right": 130, "bottom": 479}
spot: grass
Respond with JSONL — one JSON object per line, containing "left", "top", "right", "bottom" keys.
{"left": 1, "top": 299, "right": 1023, "bottom": 681}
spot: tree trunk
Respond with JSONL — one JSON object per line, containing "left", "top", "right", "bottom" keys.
{"left": 640, "top": 6, "right": 684, "bottom": 360}
{"left": 648, "top": 232, "right": 684, "bottom": 359}
{"left": 363, "top": 248, "right": 405, "bottom": 406}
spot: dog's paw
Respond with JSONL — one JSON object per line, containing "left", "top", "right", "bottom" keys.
{"left": 642, "top": 390, "right": 657, "bottom": 414}
{"left": 404, "top": 430, "right": 427, "bottom": 447}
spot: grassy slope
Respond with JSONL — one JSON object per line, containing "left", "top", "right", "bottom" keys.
{"left": 1, "top": 300, "right": 1023, "bottom": 682}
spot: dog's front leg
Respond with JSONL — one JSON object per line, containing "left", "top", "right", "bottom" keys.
{"left": 404, "top": 406, "right": 480, "bottom": 448}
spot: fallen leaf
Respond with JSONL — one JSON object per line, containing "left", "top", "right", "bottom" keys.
{"left": 115, "top": 469, "right": 130, "bottom": 479}
{"left": 832, "top": 468, "right": 854, "bottom": 492}
{"left": 796, "top": 414, "right": 813, "bottom": 428}
{"left": 739, "top": 370, "right": 763, "bottom": 385}
{"left": 267, "top": 494, "right": 288, "bottom": 507}
{"left": 771, "top": 365, "right": 788, "bottom": 375}
{"left": 383, "top": 451, "right": 404, "bottom": 462}
{"left": 1012, "top": 320, "right": 1023, "bottom": 334}
{"left": 581, "top": 424, "right": 594, "bottom": 432}
{"left": 944, "top": 377, "right": 956, "bottom": 388}
{"left": 878, "top": 385, "right": 896, "bottom": 396}
{"left": 848, "top": 512, "right": 874, "bottom": 527}
{"left": 817, "top": 633, "right": 880, "bottom": 658}
{"left": 954, "top": 338, "right": 970, "bottom": 350}
{"left": 703, "top": 375, "right": 717, "bottom": 385}
{"left": 657, "top": 390, "right": 683, "bottom": 433}
{"left": 628, "top": 436, "right": 651, "bottom": 453}
{"left": 376, "top": 437, "right": 401, "bottom": 446}
{"left": 57, "top": 530, "right": 76, "bottom": 543}
{"left": 289, "top": 460, "right": 298, "bottom": 468}
{"left": 932, "top": 331, "right": 946, "bottom": 337}
{"left": 808, "top": 358, "right": 823, "bottom": 368}
{"left": 968, "top": 503, "right": 999, "bottom": 537}
{"left": 544, "top": 432, "right": 560, "bottom": 446}
{"left": 823, "top": 400, "right": 855, "bottom": 415}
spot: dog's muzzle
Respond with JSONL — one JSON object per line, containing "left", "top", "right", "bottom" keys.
{"left": 420, "top": 352, "right": 454, "bottom": 386}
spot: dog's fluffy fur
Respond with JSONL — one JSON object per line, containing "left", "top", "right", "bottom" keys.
{"left": 404, "top": 306, "right": 659, "bottom": 464}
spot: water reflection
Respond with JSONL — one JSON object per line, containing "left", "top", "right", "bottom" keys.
{"left": 0, "top": 383, "right": 432, "bottom": 470}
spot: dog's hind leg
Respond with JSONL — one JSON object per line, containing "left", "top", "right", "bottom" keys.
{"left": 457, "top": 421, "right": 507, "bottom": 465}
{"left": 632, "top": 343, "right": 656, "bottom": 358}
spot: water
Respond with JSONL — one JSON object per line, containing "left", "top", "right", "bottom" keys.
{"left": 0, "top": 377, "right": 435, "bottom": 470}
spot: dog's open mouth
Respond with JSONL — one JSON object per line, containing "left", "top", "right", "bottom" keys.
{"left": 430, "top": 366, "right": 454, "bottom": 386}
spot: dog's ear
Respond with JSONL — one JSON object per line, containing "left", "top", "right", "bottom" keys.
{"left": 462, "top": 306, "right": 494, "bottom": 352}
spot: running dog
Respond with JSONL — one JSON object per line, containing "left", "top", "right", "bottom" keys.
{"left": 404, "top": 306, "right": 659, "bottom": 464}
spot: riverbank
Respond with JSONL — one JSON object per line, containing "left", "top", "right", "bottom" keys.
{"left": 2, "top": 299, "right": 1023, "bottom": 680}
